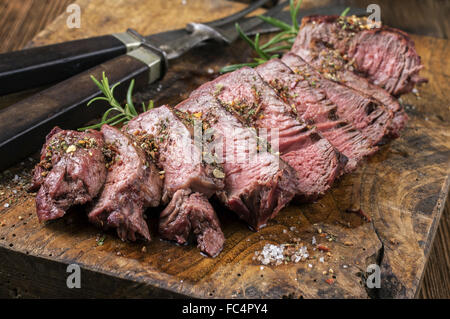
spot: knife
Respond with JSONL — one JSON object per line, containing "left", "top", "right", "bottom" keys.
{"left": 0, "top": 4, "right": 365, "bottom": 170}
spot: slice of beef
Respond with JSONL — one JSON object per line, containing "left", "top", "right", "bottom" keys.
{"left": 124, "top": 105, "right": 224, "bottom": 203}
{"left": 88, "top": 125, "right": 162, "bottom": 241}
{"left": 159, "top": 189, "right": 225, "bottom": 257}
{"left": 198, "top": 66, "right": 345, "bottom": 200}
{"left": 124, "top": 105, "right": 225, "bottom": 255}
{"left": 292, "top": 15, "right": 427, "bottom": 96}
{"left": 334, "top": 64, "right": 409, "bottom": 136}
{"left": 256, "top": 58, "right": 377, "bottom": 173}
{"left": 291, "top": 18, "right": 410, "bottom": 136}
{"left": 177, "top": 92, "right": 297, "bottom": 230}
{"left": 30, "top": 126, "right": 107, "bottom": 222}
{"left": 281, "top": 53, "right": 393, "bottom": 145}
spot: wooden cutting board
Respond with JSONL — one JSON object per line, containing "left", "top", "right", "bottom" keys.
{"left": 0, "top": 0, "right": 449, "bottom": 299}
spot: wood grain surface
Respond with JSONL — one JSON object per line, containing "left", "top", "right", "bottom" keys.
{"left": 0, "top": 0, "right": 449, "bottom": 298}
{"left": 0, "top": 0, "right": 73, "bottom": 53}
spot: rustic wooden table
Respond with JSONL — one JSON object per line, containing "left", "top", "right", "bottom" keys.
{"left": 0, "top": 0, "right": 448, "bottom": 298}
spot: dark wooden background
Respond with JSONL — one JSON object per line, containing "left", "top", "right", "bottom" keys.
{"left": 0, "top": 0, "right": 448, "bottom": 298}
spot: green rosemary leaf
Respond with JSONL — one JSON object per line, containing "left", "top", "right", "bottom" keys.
{"left": 78, "top": 123, "right": 104, "bottom": 131}
{"left": 257, "top": 15, "right": 292, "bottom": 31}
{"left": 219, "top": 64, "right": 244, "bottom": 74}
{"left": 126, "top": 79, "right": 138, "bottom": 116}
{"left": 101, "top": 107, "right": 119, "bottom": 123}
{"left": 110, "top": 82, "right": 121, "bottom": 96}
{"left": 101, "top": 72, "right": 111, "bottom": 98}
{"left": 104, "top": 113, "right": 126, "bottom": 124}
{"left": 263, "top": 45, "right": 292, "bottom": 53}
{"left": 78, "top": 113, "right": 124, "bottom": 131}
{"left": 235, "top": 23, "right": 256, "bottom": 50}
{"left": 90, "top": 75, "right": 108, "bottom": 97}
{"left": 109, "top": 117, "right": 128, "bottom": 127}
{"left": 86, "top": 96, "right": 109, "bottom": 106}
{"left": 220, "top": 62, "right": 260, "bottom": 74}
{"left": 260, "top": 30, "right": 295, "bottom": 50}
{"left": 291, "top": 0, "right": 302, "bottom": 31}
{"left": 124, "top": 103, "right": 131, "bottom": 119}
{"left": 253, "top": 57, "right": 267, "bottom": 64}
{"left": 340, "top": 7, "right": 350, "bottom": 17}
{"left": 261, "top": 35, "right": 296, "bottom": 50}
{"left": 254, "top": 33, "right": 269, "bottom": 60}
{"left": 102, "top": 72, "right": 109, "bottom": 88}
{"left": 142, "top": 100, "right": 154, "bottom": 112}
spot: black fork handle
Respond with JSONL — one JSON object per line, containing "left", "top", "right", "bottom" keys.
{"left": 0, "top": 34, "right": 138, "bottom": 96}
{"left": 0, "top": 46, "right": 164, "bottom": 170}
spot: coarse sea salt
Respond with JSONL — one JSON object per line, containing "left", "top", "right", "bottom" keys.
{"left": 255, "top": 243, "right": 309, "bottom": 265}
{"left": 259, "top": 244, "right": 284, "bottom": 265}
{"left": 292, "top": 245, "right": 309, "bottom": 263}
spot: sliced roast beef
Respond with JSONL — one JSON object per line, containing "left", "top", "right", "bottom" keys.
{"left": 124, "top": 105, "right": 224, "bottom": 203}
{"left": 177, "top": 92, "right": 297, "bottom": 230}
{"left": 88, "top": 125, "right": 162, "bottom": 241}
{"left": 159, "top": 189, "right": 224, "bottom": 257}
{"left": 30, "top": 127, "right": 107, "bottom": 222}
{"left": 281, "top": 52, "right": 399, "bottom": 142}
{"left": 198, "top": 66, "right": 345, "bottom": 199}
{"left": 281, "top": 53, "right": 394, "bottom": 140}
{"left": 292, "top": 15, "right": 427, "bottom": 96}
{"left": 124, "top": 105, "right": 225, "bottom": 255}
{"left": 291, "top": 18, "right": 410, "bottom": 136}
{"left": 341, "top": 67, "right": 408, "bottom": 136}
{"left": 256, "top": 58, "right": 377, "bottom": 173}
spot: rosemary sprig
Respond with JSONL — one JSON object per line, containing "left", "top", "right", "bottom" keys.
{"left": 219, "top": 0, "right": 302, "bottom": 73}
{"left": 78, "top": 72, "right": 154, "bottom": 131}
{"left": 219, "top": 62, "right": 261, "bottom": 73}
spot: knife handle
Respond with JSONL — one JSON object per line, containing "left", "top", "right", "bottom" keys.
{"left": 0, "top": 33, "right": 142, "bottom": 96}
{"left": 0, "top": 46, "right": 163, "bottom": 170}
